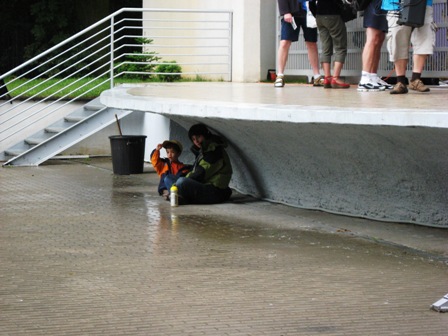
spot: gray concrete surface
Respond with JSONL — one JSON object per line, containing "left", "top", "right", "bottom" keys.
{"left": 1, "top": 158, "right": 447, "bottom": 335}
{"left": 100, "top": 83, "right": 448, "bottom": 227}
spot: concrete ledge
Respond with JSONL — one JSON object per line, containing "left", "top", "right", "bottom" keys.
{"left": 100, "top": 83, "right": 448, "bottom": 227}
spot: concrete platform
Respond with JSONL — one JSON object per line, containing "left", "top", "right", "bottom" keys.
{"left": 100, "top": 83, "right": 448, "bottom": 227}
{"left": 1, "top": 158, "right": 447, "bottom": 335}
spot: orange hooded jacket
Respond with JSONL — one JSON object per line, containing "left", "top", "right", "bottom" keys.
{"left": 150, "top": 149, "right": 187, "bottom": 177}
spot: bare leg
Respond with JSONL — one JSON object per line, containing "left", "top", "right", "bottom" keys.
{"left": 333, "top": 61, "right": 343, "bottom": 79}
{"left": 331, "top": 61, "right": 350, "bottom": 88}
{"left": 362, "top": 28, "right": 385, "bottom": 73}
{"left": 322, "top": 62, "right": 331, "bottom": 78}
{"left": 277, "top": 40, "right": 292, "bottom": 74}
{"left": 412, "top": 54, "right": 428, "bottom": 73}
{"left": 371, "top": 32, "right": 385, "bottom": 74}
{"left": 305, "top": 41, "right": 320, "bottom": 75}
{"left": 394, "top": 59, "right": 408, "bottom": 77}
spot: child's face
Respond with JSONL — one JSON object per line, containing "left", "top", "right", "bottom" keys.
{"left": 166, "top": 148, "right": 180, "bottom": 162}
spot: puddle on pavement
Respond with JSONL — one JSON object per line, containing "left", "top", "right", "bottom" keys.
{"left": 142, "top": 208, "right": 447, "bottom": 274}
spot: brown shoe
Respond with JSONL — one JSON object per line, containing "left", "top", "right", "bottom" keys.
{"left": 390, "top": 82, "right": 408, "bottom": 95}
{"left": 409, "top": 79, "right": 430, "bottom": 92}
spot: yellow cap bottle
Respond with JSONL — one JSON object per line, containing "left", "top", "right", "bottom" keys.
{"left": 170, "top": 185, "right": 178, "bottom": 207}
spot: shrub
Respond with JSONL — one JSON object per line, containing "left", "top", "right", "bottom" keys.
{"left": 155, "top": 61, "right": 182, "bottom": 82}
{"left": 115, "top": 38, "right": 161, "bottom": 80}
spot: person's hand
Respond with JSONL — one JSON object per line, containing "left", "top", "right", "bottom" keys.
{"left": 156, "top": 143, "right": 163, "bottom": 150}
{"left": 284, "top": 13, "right": 293, "bottom": 23}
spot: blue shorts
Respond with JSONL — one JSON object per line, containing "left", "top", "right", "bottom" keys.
{"left": 363, "top": 0, "right": 388, "bottom": 32}
{"left": 280, "top": 15, "right": 318, "bottom": 43}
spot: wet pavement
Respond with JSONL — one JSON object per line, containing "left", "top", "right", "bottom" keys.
{"left": 1, "top": 158, "right": 447, "bottom": 335}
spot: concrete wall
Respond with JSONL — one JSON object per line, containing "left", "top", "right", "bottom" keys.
{"left": 142, "top": 0, "right": 276, "bottom": 82}
{"left": 99, "top": 84, "right": 448, "bottom": 228}
{"left": 260, "top": 0, "right": 277, "bottom": 80}
{"left": 167, "top": 117, "right": 448, "bottom": 228}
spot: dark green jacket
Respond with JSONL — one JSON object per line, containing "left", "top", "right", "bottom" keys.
{"left": 187, "top": 135, "right": 232, "bottom": 189}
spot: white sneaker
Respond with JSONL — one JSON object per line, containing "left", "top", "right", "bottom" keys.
{"left": 374, "top": 76, "right": 393, "bottom": 90}
{"left": 357, "top": 80, "right": 384, "bottom": 92}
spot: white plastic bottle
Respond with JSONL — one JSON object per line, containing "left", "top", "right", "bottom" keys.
{"left": 170, "top": 185, "right": 178, "bottom": 207}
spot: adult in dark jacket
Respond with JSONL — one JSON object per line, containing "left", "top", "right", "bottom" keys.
{"left": 175, "top": 124, "right": 233, "bottom": 205}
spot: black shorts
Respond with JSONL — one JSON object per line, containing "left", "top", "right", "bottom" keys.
{"left": 280, "top": 15, "right": 318, "bottom": 43}
{"left": 363, "top": 0, "right": 388, "bottom": 32}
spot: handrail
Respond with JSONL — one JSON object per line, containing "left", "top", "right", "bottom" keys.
{"left": 0, "top": 8, "right": 232, "bottom": 81}
{"left": 0, "top": 8, "right": 233, "bottom": 152}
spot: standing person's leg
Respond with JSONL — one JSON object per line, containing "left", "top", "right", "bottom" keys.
{"left": 277, "top": 40, "right": 292, "bottom": 76}
{"left": 316, "top": 15, "right": 333, "bottom": 88}
{"left": 327, "top": 16, "right": 349, "bottom": 88}
{"left": 409, "top": 54, "right": 430, "bottom": 92}
{"left": 305, "top": 41, "right": 320, "bottom": 75}
{"left": 359, "top": 29, "right": 387, "bottom": 90}
{"left": 370, "top": 30, "right": 393, "bottom": 89}
{"left": 370, "top": 30, "right": 385, "bottom": 74}
{"left": 275, "top": 40, "right": 291, "bottom": 87}
{"left": 275, "top": 18, "right": 299, "bottom": 87}
{"left": 299, "top": 16, "right": 322, "bottom": 86}
{"left": 359, "top": 0, "right": 390, "bottom": 91}
{"left": 306, "top": 41, "right": 320, "bottom": 74}
{"left": 412, "top": 54, "right": 429, "bottom": 75}
{"left": 359, "top": 28, "right": 389, "bottom": 90}
{"left": 386, "top": 11, "right": 412, "bottom": 94}
{"left": 306, "top": 41, "right": 324, "bottom": 86}
{"left": 408, "top": 6, "right": 434, "bottom": 92}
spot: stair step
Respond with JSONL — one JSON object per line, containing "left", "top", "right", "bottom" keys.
{"left": 84, "top": 103, "right": 105, "bottom": 111}
{"left": 3, "top": 100, "right": 134, "bottom": 167}
{"left": 64, "top": 115, "right": 85, "bottom": 122}
{"left": 25, "top": 138, "right": 43, "bottom": 145}
{"left": 5, "top": 149, "right": 24, "bottom": 156}
{"left": 45, "top": 127, "right": 66, "bottom": 133}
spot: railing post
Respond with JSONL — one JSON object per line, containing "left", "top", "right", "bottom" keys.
{"left": 110, "top": 15, "right": 115, "bottom": 89}
{"left": 229, "top": 12, "right": 233, "bottom": 82}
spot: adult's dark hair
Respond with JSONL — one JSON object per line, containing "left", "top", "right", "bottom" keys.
{"left": 188, "top": 123, "right": 211, "bottom": 140}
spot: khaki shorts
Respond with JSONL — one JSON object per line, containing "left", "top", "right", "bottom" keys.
{"left": 386, "top": 6, "right": 435, "bottom": 62}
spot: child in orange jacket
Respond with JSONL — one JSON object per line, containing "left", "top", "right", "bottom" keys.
{"left": 150, "top": 140, "right": 190, "bottom": 199}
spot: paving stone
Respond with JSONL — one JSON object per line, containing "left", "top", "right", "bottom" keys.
{"left": 0, "top": 158, "right": 447, "bottom": 335}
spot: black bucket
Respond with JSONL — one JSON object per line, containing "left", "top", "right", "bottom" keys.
{"left": 109, "top": 135, "right": 147, "bottom": 175}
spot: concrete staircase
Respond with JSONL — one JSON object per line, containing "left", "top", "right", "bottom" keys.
{"left": 2, "top": 98, "right": 133, "bottom": 166}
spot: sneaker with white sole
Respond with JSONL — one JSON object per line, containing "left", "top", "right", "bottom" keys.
{"left": 357, "top": 81, "right": 384, "bottom": 92}
{"left": 274, "top": 75, "right": 284, "bottom": 88}
{"left": 375, "top": 76, "right": 393, "bottom": 90}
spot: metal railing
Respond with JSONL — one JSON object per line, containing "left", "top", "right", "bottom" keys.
{"left": 0, "top": 8, "right": 233, "bottom": 149}
{"left": 278, "top": 0, "right": 447, "bottom": 80}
